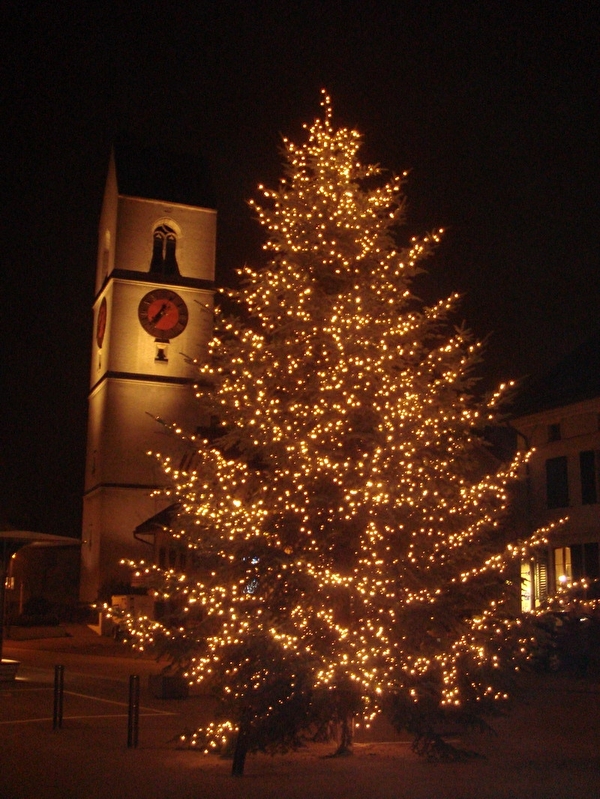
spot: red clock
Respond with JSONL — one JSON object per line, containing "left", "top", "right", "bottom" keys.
{"left": 138, "top": 289, "right": 188, "bottom": 339}
{"left": 96, "top": 297, "right": 107, "bottom": 348}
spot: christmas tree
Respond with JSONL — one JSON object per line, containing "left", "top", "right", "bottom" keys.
{"left": 121, "top": 93, "right": 549, "bottom": 770}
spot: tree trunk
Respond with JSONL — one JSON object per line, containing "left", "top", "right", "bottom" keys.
{"left": 231, "top": 726, "right": 249, "bottom": 776}
{"left": 334, "top": 712, "right": 353, "bottom": 756}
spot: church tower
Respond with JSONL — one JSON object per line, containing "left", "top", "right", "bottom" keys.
{"left": 80, "top": 141, "right": 216, "bottom": 602}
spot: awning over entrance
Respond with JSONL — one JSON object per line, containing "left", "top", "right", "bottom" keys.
{"left": 133, "top": 504, "right": 180, "bottom": 545}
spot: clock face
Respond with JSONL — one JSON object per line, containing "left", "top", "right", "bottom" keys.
{"left": 96, "top": 297, "right": 107, "bottom": 348}
{"left": 138, "top": 289, "right": 188, "bottom": 339}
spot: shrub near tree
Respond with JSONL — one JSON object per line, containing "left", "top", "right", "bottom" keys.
{"left": 120, "top": 93, "right": 549, "bottom": 773}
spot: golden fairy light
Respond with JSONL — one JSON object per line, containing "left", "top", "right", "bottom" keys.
{"left": 113, "top": 92, "right": 548, "bottom": 758}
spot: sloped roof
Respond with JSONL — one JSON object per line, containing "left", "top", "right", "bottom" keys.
{"left": 511, "top": 329, "right": 600, "bottom": 417}
{"left": 113, "top": 134, "right": 216, "bottom": 209}
{"left": 0, "top": 531, "right": 80, "bottom": 567}
{"left": 134, "top": 504, "right": 180, "bottom": 537}
{"left": 0, "top": 531, "right": 80, "bottom": 544}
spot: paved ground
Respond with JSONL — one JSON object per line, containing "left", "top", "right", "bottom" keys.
{"left": 1, "top": 625, "right": 600, "bottom": 799}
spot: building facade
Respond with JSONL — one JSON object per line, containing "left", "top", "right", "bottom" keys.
{"left": 511, "top": 334, "right": 600, "bottom": 610}
{"left": 80, "top": 142, "right": 216, "bottom": 602}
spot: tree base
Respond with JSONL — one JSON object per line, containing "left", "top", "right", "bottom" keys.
{"left": 326, "top": 745, "right": 353, "bottom": 758}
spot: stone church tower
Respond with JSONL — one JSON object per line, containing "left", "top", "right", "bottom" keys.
{"left": 80, "top": 141, "right": 216, "bottom": 602}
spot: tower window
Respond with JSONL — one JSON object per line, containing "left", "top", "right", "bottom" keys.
{"left": 149, "top": 224, "right": 180, "bottom": 276}
{"left": 155, "top": 343, "right": 168, "bottom": 362}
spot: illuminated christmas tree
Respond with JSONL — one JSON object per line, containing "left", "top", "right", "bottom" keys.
{"left": 122, "top": 93, "right": 549, "bottom": 770}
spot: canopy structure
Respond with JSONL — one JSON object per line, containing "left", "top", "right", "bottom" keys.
{"left": 0, "top": 531, "right": 81, "bottom": 661}
{"left": 133, "top": 503, "right": 179, "bottom": 546}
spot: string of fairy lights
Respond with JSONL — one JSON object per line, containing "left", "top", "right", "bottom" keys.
{"left": 114, "top": 91, "right": 559, "bottom": 753}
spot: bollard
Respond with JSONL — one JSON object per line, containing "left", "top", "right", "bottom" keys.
{"left": 53, "top": 665, "right": 64, "bottom": 730}
{"left": 127, "top": 674, "right": 140, "bottom": 748}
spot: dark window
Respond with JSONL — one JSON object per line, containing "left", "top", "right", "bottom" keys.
{"left": 584, "top": 543, "right": 600, "bottom": 580}
{"left": 149, "top": 224, "right": 180, "bottom": 276}
{"left": 570, "top": 543, "right": 600, "bottom": 581}
{"left": 546, "top": 456, "right": 569, "bottom": 508}
{"left": 571, "top": 544, "right": 584, "bottom": 580}
{"left": 155, "top": 343, "right": 168, "bottom": 362}
{"left": 150, "top": 233, "right": 164, "bottom": 272}
{"left": 580, "top": 450, "right": 598, "bottom": 505}
{"left": 548, "top": 423, "right": 561, "bottom": 442}
{"left": 164, "top": 233, "right": 178, "bottom": 273}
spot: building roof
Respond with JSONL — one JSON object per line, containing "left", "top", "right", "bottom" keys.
{"left": 133, "top": 504, "right": 180, "bottom": 541}
{"left": 113, "top": 134, "right": 216, "bottom": 209}
{"left": 0, "top": 530, "right": 80, "bottom": 544}
{"left": 511, "top": 329, "right": 600, "bottom": 418}
{"left": 0, "top": 531, "right": 80, "bottom": 567}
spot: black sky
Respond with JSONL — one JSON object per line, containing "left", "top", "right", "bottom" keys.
{"left": 2, "top": 1, "right": 599, "bottom": 537}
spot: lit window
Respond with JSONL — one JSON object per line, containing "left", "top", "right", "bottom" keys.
{"left": 554, "top": 543, "right": 600, "bottom": 590}
{"left": 554, "top": 546, "right": 572, "bottom": 589}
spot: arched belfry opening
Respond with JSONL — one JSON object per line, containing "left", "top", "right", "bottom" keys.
{"left": 150, "top": 223, "right": 179, "bottom": 276}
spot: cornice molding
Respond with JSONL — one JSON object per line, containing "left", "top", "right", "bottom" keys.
{"left": 95, "top": 269, "right": 214, "bottom": 300}
{"left": 90, "top": 370, "right": 194, "bottom": 393}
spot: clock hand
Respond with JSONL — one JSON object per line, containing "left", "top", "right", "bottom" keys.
{"left": 150, "top": 302, "right": 169, "bottom": 324}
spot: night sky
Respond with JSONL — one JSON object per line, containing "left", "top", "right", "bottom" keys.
{"left": 2, "top": 1, "right": 599, "bottom": 538}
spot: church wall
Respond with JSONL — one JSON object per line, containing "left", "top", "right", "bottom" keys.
{"left": 82, "top": 149, "right": 216, "bottom": 604}
{"left": 94, "top": 153, "right": 118, "bottom": 294}
{"left": 88, "top": 377, "right": 200, "bottom": 488}
{"left": 81, "top": 487, "right": 170, "bottom": 601}
{"left": 89, "top": 281, "right": 213, "bottom": 388}
{"left": 107, "top": 280, "right": 213, "bottom": 377}
{"left": 115, "top": 196, "right": 216, "bottom": 282}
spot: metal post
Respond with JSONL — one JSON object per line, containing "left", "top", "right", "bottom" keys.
{"left": 127, "top": 674, "right": 140, "bottom": 748}
{"left": 53, "top": 665, "right": 64, "bottom": 729}
{"left": 0, "top": 551, "right": 7, "bottom": 661}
